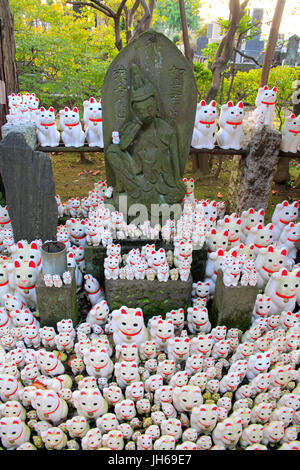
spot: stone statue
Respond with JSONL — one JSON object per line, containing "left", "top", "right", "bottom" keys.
{"left": 102, "top": 31, "right": 198, "bottom": 216}
{"left": 106, "top": 64, "right": 185, "bottom": 210}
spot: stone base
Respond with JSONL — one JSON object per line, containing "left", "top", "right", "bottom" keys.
{"left": 104, "top": 275, "right": 193, "bottom": 323}
{"left": 210, "top": 271, "right": 259, "bottom": 332}
{"left": 36, "top": 268, "right": 79, "bottom": 328}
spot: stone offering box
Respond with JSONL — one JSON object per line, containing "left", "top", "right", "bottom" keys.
{"left": 105, "top": 275, "right": 192, "bottom": 323}
{"left": 210, "top": 270, "right": 260, "bottom": 332}
{"left": 36, "top": 267, "right": 78, "bottom": 328}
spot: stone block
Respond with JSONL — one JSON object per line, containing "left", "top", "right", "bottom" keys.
{"left": 1, "top": 122, "right": 37, "bottom": 150}
{"left": 210, "top": 270, "right": 259, "bottom": 332}
{"left": 36, "top": 268, "right": 78, "bottom": 328}
{"left": 191, "top": 245, "right": 208, "bottom": 282}
{"left": 0, "top": 132, "right": 58, "bottom": 242}
{"left": 104, "top": 275, "right": 193, "bottom": 323}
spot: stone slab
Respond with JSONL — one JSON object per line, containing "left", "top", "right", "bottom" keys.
{"left": 210, "top": 270, "right": 259, "bottom": 332}
{"left": 191, "top": 245, "right": 208, "bottom": 282}
{"left": 1, "top": 122, "right": 37, "bottom": 150}
{"left": 236, "top": 125, "right": 281, "bottom": 214}
{"left": 104, "top": 275, "right": 193, "bottom": 323}
{"left": 0, "top": 132, "right": 58, "bottom": 242}
{"left": 36, "top": 267, "right": 78, "bottom": 328}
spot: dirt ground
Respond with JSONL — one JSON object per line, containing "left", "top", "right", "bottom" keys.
{"left": 51, "top": 151, "right": 300, "bottom": 224}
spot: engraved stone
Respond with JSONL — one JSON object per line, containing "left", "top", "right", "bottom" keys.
{"left": 102, "top": 30, "right": 197, "bottom": 217}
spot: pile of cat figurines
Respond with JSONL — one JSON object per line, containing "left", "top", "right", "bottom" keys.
{"left": 7, "top": 93, "right": 104, "bottom": 148}
{"left": 192, "top": 86, "right": 300, "bottom": 154}
{"left": 0, "top": 177, "right": 299, "bottom": 450}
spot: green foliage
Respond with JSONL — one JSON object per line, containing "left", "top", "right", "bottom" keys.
{"left": 220, "top": 66, "right": 300, "bottom": 128}
{"left": 154, "top": 0, "right": 202, "bottom": 33}
{"left": 199, "top": 42, "right": 219, "bottom": 66}
{"left": 10, "top": 0, "right": 116, "bottom": 110}
{"left": 193, "top": 62, "right": 212, "bottom": 98}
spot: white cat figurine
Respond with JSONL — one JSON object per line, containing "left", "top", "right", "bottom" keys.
{"left": 217, "top": 101, "right": 244, "bottom": 150}
{"left": 60, "top": 106, "right": 85, "bottom": 147}
{"left": 253, "top": 86, "right": 277, "bottom": 127}
{"left": 83, "top": 97, "right": 103, "bottom": 147}
{"left": 36, "top": 107, "right": 60, "bottom": 147}
{"left": 281, "top": 113, "right": 300, "bottom": 153}
{"left": 191, "top": 100, "right": 217, "bottom": 149}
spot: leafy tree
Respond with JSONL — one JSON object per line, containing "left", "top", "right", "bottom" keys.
{"left": 10, "top": 0, "right": 114, "bottom": 110}
{"left": 154, "top": 0, "right": 201, "bottom": 33}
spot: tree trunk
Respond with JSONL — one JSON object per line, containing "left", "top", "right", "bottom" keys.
{"left": 259, "top": 0, "right": 286, "bottom": 87}
{"left": 178, "top": 0, "right": 193, "bottom": 64}
{"left": 0, "top": 0, "right": 19, "bottom": 133}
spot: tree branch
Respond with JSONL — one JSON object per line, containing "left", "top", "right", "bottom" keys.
{"left": 233, "top": 48, "right": 263, "bottom": 67}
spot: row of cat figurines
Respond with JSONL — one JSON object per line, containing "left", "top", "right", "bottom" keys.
{"left": 192, "top": 87, "right": 299, "bottom": 154}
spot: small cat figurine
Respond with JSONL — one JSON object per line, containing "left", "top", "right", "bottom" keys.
{"left": 281, "top": 113, "right": 300, "bottom": 153}
{"left": 191, "top": 100, "right": 217, "bottom": 149}
{"left": 217, "top": 101, "right": 244, "bottom": 150}
{"left": 83, "top": 97, "right": 103, "bottom": 147}
{"left": 36, "top": 107, "right": 60, "bottom": 147}
{"left": 60, "top": 106, "right": 85, "bottom": 147}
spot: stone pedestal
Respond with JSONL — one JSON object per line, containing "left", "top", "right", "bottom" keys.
{"left": 36, "top": 268, "right": 78, "bottom": 328}
{"left": 105, "top": 275, "right": 193, "bottom": 323}
{"left": 236, "top": 125, "right": 281, "bottom": 214}
{"left": 210, "top": 271, "right": 259, "bottom": 332}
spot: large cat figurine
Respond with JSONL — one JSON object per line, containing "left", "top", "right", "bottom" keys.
{"left": 60, "top": 106, "right": 85, "bottom": 147}
{"left": 253, "top": 86, "right": 277, "bottom": 127}
{"left": 36, "top": 107, "right": 60, "bottom": 147}
{"left": 217, "top": 101, "right": 244, "bottom": 150}
{"left": 83, "top": 97, "right": 103, "bottom": 148}
{"left": 281, "top": 113, "right": 300, "bottom": 154}
{"left": 191, "top": 100, "right": 217, "bottom": 149}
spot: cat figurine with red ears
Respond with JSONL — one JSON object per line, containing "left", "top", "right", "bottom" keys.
{"left": 281, "top": 113, "right": 300, "bottom": 153}
{"left": 191, "top": 100, "right": 217, "bottom": 149}
{"left": 9, "top": 260, "right": 38, "bottom": 309}
{"left": 271, "top": 200, "right": 299, "bottom": 241}
{"left": 83, "top": 97, "right": 103, "bottom": 147}
{"left": 59, "top": 107, "right": 85, "bottom": 147}
{"left": 217, "top": 101, "right": 244, "bottom": 150}
{"left": 253, "top": 85, "right": 277, "bottom": 127}
{"left": 36, "top": 107, "right": 60, "bottom": 147}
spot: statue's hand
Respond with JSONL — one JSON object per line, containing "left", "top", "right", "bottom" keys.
{"left": 120, "top": 119, "right": 142, "bottom": 151}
